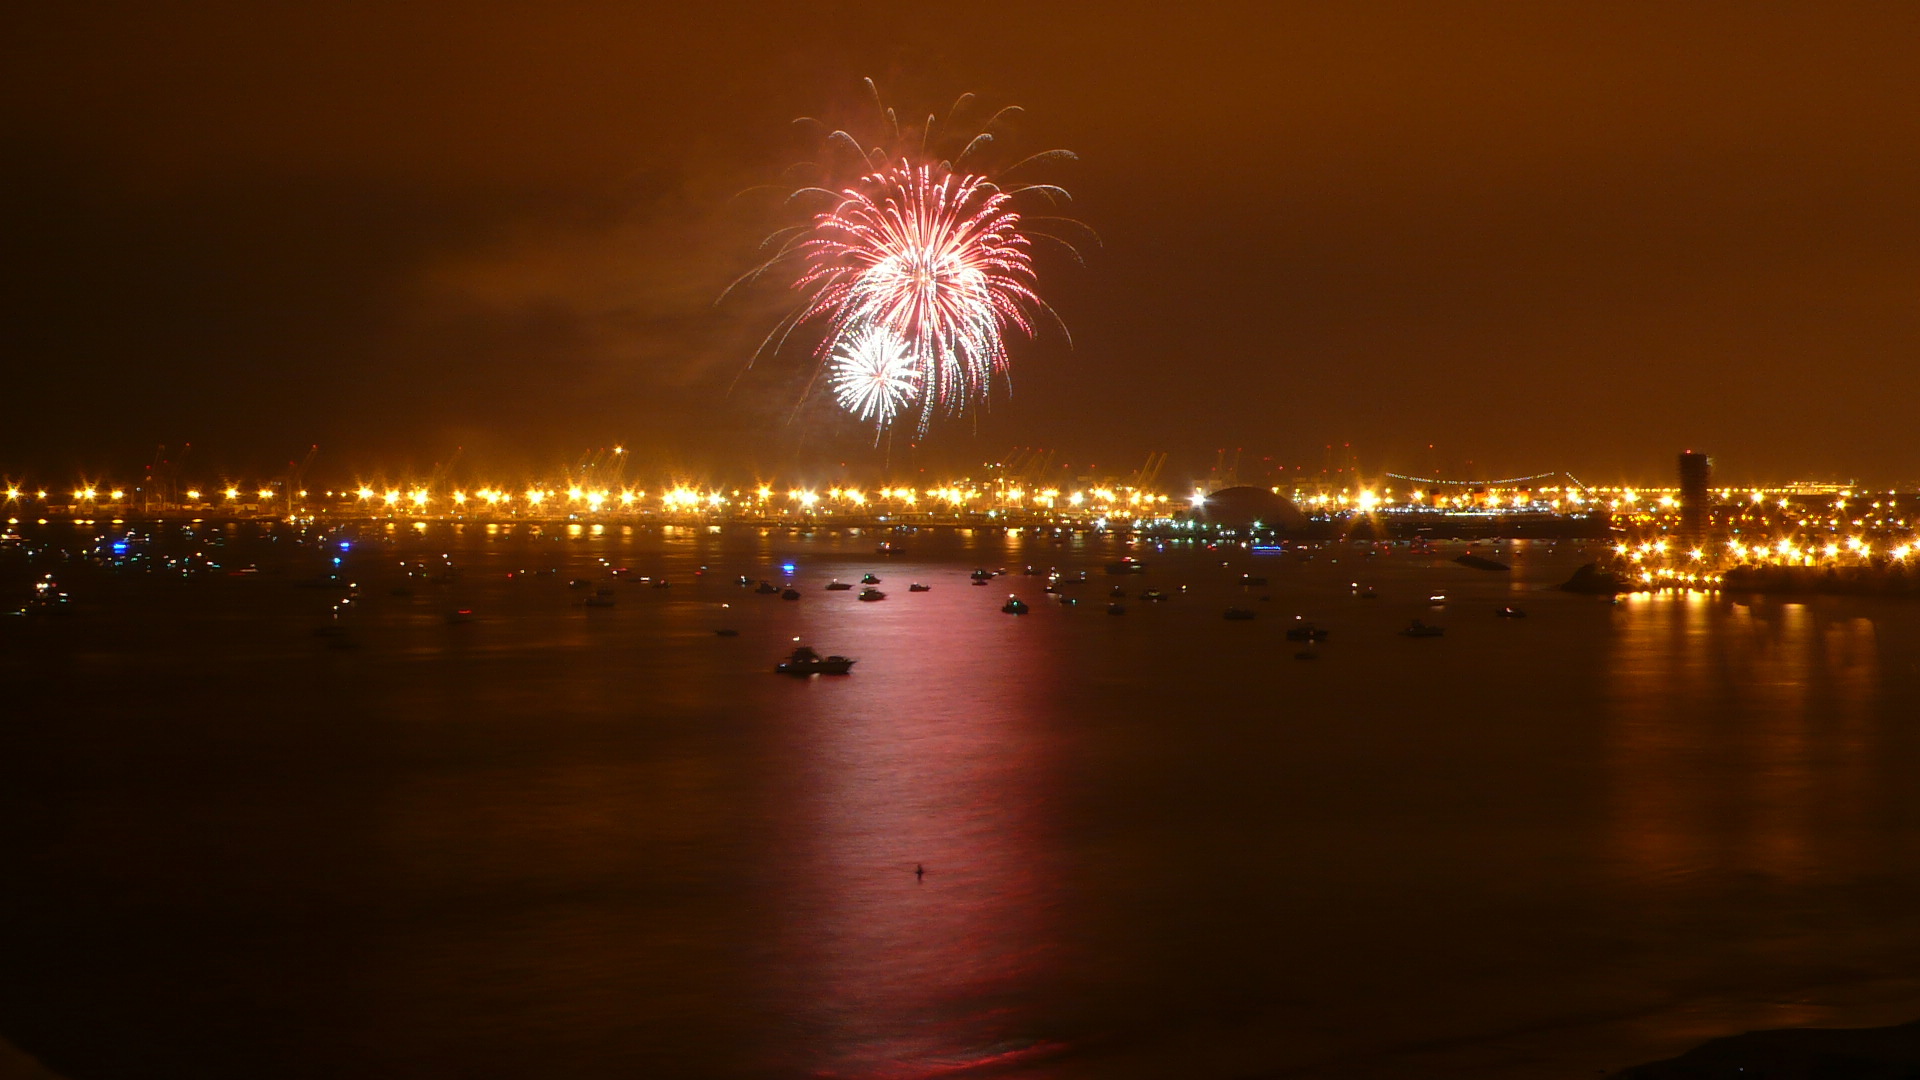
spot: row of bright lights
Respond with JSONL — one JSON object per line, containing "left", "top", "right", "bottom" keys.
{"left": 342, "top": 485, "right": 1170, "bottom": 512}
{"left": 5, "top": 484, "right": 1171, "bottom": 512}
{"left": 1614, "top": 537, "right": 1916, "bottom": 563}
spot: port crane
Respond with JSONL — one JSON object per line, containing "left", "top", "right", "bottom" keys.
{"left": 1127, "top": 452, "right": 1168, "bottom": 495}
{"left": 282, "top": 445, "right": 318, "bottom": 515}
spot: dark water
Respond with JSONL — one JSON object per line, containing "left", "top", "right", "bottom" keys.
{"left": 4, "top": 522, "right": 1920, "bottom": 1078}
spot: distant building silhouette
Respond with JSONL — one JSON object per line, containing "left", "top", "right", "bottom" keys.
{"left": 1678, "top": 450, "right": 1711, "bottom": 543}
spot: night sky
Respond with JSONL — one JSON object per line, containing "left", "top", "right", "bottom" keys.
{"left": 5, "top": 4, "right": 1918, "bottom": 486}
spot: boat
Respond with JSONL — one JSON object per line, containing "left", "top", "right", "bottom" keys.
{"left": 825, "top": 581, "right": 853, "bottom": 591}
{"left": 755, "top": 581, "right": 779, "bottom": 594}
{"left": 776, "top": 646, "right": 855, "bottom": 676}
{"left": 1428, "top": 593, "right": 1448, "bottom": 603}
{"left": 1495, "top": 606, "right": 1528, "bottom": 618}
{"left": 908, "top": 583, "right": 931, "bottom": 592}
{"left": 970, "top": 569, "right": 994, "bottom": 581}
{"left": 861, "top": 573, "right": 881, "bottom": 584}
{"left": 781, "top": 588, "right": 801, "bottom": 600}
{"left": 1002, "top": 596, "right": 1030, "bottom": 614}
{"left": 1284, "top": 621, "right": 1329, "bottom": 642}
{"left": 651, "top": 578, "right": 670, "bottom": 588}
{"left": 1360, "top": 587, "right": 1378, "bottom": 600}
{"left": 1401, "top": 619, "right": 1445, "bottom": 638}
{"left": 1105, "top": 558, "right": 1147, "bottom": 575}
{"left": 858, "top": 588, "right": 886, "bottom": 601}
{"left": 1140, "top": 588, "right": 1168, "bottom": 602}
{"left": 1242, "top": 575, "right": 1268, "bottom": 587}
{"left": 1107, "top": 603, "right": 1126, "bottom": 615}
{"left": 1223, "top": 607, "right": 1256, "bottom": 621}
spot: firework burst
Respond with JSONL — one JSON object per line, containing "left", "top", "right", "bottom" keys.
{"left": 728, "top": 81, "right": 1090, "bottom": 438}
{"left": 828, "top": 324, "right": 920, "bottom": 432}
{"left": 801, "top": 163, "right": 1042, "bottom": 427}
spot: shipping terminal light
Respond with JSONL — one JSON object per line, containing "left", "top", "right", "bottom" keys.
{"left": 452, "top": 491, "right": 467, "bottom": 505}
{"left": 526, "top": 490, "right": 545, "bottom": 506}
{"left": 225, "top": 487, "right": 241, "bottom": 501}
{"left": 383, "top": 490, "right": 399, "bottom": 506}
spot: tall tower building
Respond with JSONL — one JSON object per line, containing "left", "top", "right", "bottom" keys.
{"left": 1678, "top": 450, "right": 1711, "bottom": 543}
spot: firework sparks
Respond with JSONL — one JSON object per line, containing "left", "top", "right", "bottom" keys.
{"left": 828, "top": 325, "right": 920, "bottom": 431}
{"left": 801, "top": 164, "right": 1042, "bottom": 425}
{"left": 730, "top": 82, "right": 1087, "bottom": 438}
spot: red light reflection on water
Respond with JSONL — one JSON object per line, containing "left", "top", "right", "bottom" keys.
{"left": 760, "top": 589, "right": 1070, "bottom": 1078}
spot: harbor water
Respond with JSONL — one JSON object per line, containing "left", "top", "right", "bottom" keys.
{"left": 4, "top": 521, "right": 1919, "bottom": 1078}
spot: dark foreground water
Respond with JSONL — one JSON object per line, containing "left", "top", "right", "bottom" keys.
{"left": 4, "top": 522, "right": 1919, "bottom": 1079}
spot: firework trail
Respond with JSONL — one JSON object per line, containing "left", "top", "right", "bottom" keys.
{"left": 728, "top": 81, "right": 1090, "bottom": 437}
{"left": 828, "top": 324, "right": 920, "bottom": 432}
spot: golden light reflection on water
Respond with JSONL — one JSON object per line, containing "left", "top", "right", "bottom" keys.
{"left": 1606, "top": 593, "right": 1880, "bottom": 885}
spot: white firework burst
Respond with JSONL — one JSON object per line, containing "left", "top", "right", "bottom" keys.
{"left": 829, "top": 326, "right": 921, "bottom": 432}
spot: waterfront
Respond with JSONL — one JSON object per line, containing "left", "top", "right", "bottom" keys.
{"left": 4, "top": 522, "right": 1920, "bottom": 1078}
